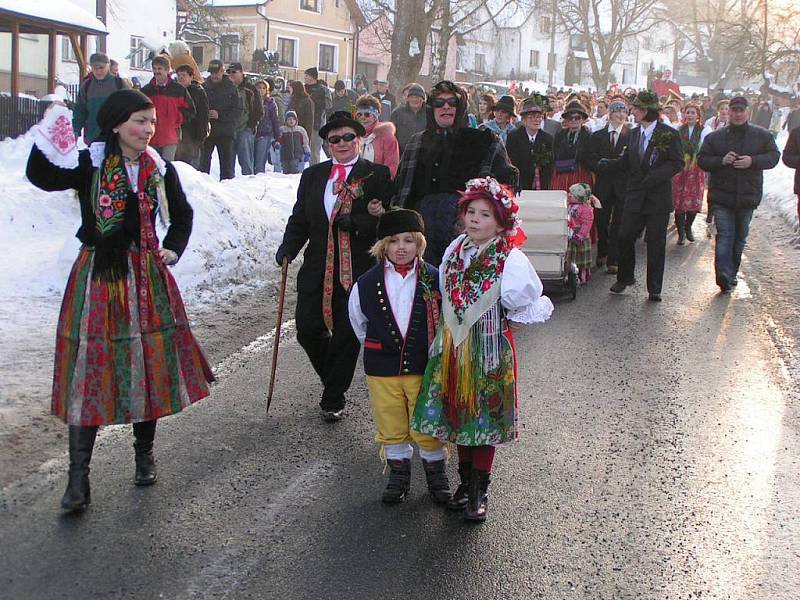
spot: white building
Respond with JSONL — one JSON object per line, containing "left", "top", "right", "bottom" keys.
{"left": 57, "top": 0, "right": 176, "bottom": 87}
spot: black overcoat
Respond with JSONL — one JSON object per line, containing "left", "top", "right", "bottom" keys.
{"left": 586, "top": 124, "right": 631, "bottom": 201}
{"left": 505, "top": 126, "right": 554, "bottom": 191}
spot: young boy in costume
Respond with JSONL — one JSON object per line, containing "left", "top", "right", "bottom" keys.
{"left": 348, "top": 209, "right": 450, "bottom": 505}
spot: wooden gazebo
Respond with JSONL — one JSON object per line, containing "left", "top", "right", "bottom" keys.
{"left": 0, "top": 0, "right": 107, "bottom": 97}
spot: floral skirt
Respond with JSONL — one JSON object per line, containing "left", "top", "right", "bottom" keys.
{"left": 672, "top": 164, "right": 705, "bottom": 212}
{"left": 411, "top": 327, "right": 518, "bottom": 446}
{"left": 52, "top": 246, "right": 215, "bottom": 426}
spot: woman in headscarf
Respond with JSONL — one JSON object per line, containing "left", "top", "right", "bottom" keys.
{"left": 26, "top": 89, "right": 214, "bottom": 512}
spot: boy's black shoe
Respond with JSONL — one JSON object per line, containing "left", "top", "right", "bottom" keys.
{"left": 382, "top": 459, "right": 411, "bottom": 504}
{"left": 422, "top": 459, "right": 451, "bottom": 504}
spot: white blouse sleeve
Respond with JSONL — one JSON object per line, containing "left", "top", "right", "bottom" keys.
{"left": 347, "top": 283, "right": 368, "bottom": 344}
{"left": 500, "top": 248, "right": 554, "bottom": 324}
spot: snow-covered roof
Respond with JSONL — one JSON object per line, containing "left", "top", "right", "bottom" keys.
{"left": 0, "top": 0, "right": 107, "bottom": 34}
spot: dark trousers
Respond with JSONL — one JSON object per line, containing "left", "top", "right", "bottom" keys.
{"left": 617, "top": 211, "right": 669, "bottom": 294}
{"left": 200, "top": 135, "right": 235, "bottom": 180}
{"left": 595, "top": 187, "right": 624, "bottom": 265}
{"left": 176, "top": 138, "right": 203, "bottom": 169}
{"left": 295, "top": 280, "right": 361, "bottom": 411}
{"left": 417, "top": 192, "right": 460, "bottom": 266}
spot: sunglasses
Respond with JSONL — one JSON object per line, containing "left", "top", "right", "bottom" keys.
{"left": 430, "top": 97, "right": 459, "bottom": 108}
{"left": 327, "top": 133, "right": 358, "bottom": 144}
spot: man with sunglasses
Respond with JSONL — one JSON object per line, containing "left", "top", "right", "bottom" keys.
{"left": 392, "top": 80, "right": 518, "bottom": 264}
{"left": 275, "top": 111, "right": 393, "bottom": 422}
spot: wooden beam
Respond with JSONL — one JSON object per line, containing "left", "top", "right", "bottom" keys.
{"left": 69, "top": 33, "right": 87, "bottom": 78}
{"left": 10, "top": 19, "right": 19, "bottom": 97}
{"left": 48, "top": 30, "right": 57, "bottom": 94}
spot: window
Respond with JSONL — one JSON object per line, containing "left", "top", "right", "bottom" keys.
{"left": 356, "top": 61, "right": 378, "bottom": 82}
{"left": 530, "top": 50, "right": 540, "bottom": 68}
{"left": 319, "top": 43, "right": 336, "bottom": 72}
{"left": 221, "top": 34, "right": 240, "bottom": 63}
{"left": 569, "top": 34, "right": 585, "bottom": 51}
{"left": 475, "top": 52, "right": 486, "bottom": 73}
{"left": 61, "top": 35, "right": 76, "bottom": 62}
{"left": 191, "top": 46, "right": 204, "bottom": 67}
{"left": 641, "top": 62, "right": 650, "bottom": 77}
{"left": 130, "top": 36, "right": 145, "bottom": 69}
{"left": 277, "top": 37, "right": 297, "bottom": 67}
{"left": 300, "top": 0, "right": 320, "bottom": 12}
{"left": 540, "top": 16, "right": 552, "bottom": 34}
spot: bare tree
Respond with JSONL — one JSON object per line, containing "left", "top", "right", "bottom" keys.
{"left": 177, "top": 0, "right": 237, "bottom": 47}
{"left": 555, "top": 0, "right": 663, "bottom": 90}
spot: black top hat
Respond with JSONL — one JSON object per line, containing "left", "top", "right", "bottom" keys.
{"left": 319, "top": 110, "right": 366, "bottom": 139}
{"left": 494, "top": 95, "right": 518, "bottom": 117}
{"left": 377, "top": 209, "right": 425, "bottom": 238}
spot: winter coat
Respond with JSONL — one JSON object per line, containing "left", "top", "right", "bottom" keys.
{"left": 361, "top": 121, "right": 400, "bottom": 178}
{"left": 390, "top": 104, "right": 427, "bottom": 154}
{"left": 279, "top": 125, "right": 310, "bottom": 163}
{"left": 586, "top": 124, "right": 632, "bottom": 201}
{"left": 256, "top": 96, "right": 281, "bottom": 139}
{"left": 552, "top": 127, "right": 592, "bottom": 171}
{"left": 239, "top": 80, "right": 264, "bottom": 131}
{"left": 305, "top": 81, "right": 332, "bottom": 129}
{"left": 289, "top": 95, "right": 315, "bottom": 141}
{"left": 505, "top": 126, "right": 554, "bottom": 191}
{"left": 332, "top": 89, "right": 358, "bottom": 114}
{"left": 698, "top": 122, "right": 781, "bottom": 210}
{"left": 781, "top": 126, "right": 800, "bottom": 194}
{"left": 141, "top": 77, "right": 196, "bottom": 147}
{"left": 203, "top": 75, "right": 242, "bottom": 139}
{"left": 182, "top": 81, "right": 209, "bottom": 145}
{"left": 72, "top": 73, "right": 130, "bottom": 143}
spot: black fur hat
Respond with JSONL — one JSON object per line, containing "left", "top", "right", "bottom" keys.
{"left": 426, "top": 80, "right": 468, "bottom": 130}
{"left": 377, "top": 208, "right": 425, "bottom": 238}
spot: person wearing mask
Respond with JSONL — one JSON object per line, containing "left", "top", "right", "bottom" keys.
{"left": 332, "top": 80, "right": 358, "bottom": 113}
{"left": 390, "top": 83, "right": 427, "bottom": 156}
{"left": 226, "top": 62, "right": 263, "bottom": 176}
{"left": 288, "top": 80, "right": 315, "bottom": 152}
{"left": 72, "top": 52, "right": 131, "bottom": 143}
{"left": 505, "top": 94, "right": 554, "bottom": 191}
{"left": 175, "top": 64, "right": 209, "bottom": 169}
{"left": 141, "top": 55, "right": 195, "bottom": 161}
{"left": 253, "top": 79, "right": 282, "bottom": 174}
{"left": 304, "top": 67, "right": 333, "bottom": 164}
{"left": 201, "top": 59, "right": 241, "bottom": 180}
{"left": 587, "top": 99, "right": 632, "bottom": 273}
{"left": 480, "top": 95, "right": 517, "bottom": 145}
{"left": 698, "top": 96, "right": 780, "bottom": 292}
{"left": 355, "top": 95, "right": 400, "bottom": 178}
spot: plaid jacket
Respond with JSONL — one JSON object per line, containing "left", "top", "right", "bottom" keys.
{"left": 392, "top": 128, "right": 519, "bottom": 207}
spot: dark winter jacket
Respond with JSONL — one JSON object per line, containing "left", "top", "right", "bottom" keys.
{"left": 289, "top": 95, "right": 315, "bottom": 141}
{"left": 72, "top": 73, "right": 130, "bottom": 143}
{"left": 390, "top": 104, "right": 427, "bottom": 154}
{"left": 141, "top": 77, "right": 196, "bottom": 147}
{"left": 698, "top": 122, "right": 780, "bottom": 210}
{"left": 505, "top": 126, "right": 554, "bottom": 191}
{"left": 256, "top": 96, "right": 281, "bottom": 139}
{"left": 203, "top": 75, "right": 241, "bottom": 139}
{"left": 279, "top": 125, "right": 310, "bottom": 163}
{"left": 332, "top": 89, "right": 358, "bottom": 114}
{"left": 552, "top": 126, "right": 592, "bottom": 172}
{"left": 26, "top": 144, "right": 193, "bottom": 260}
{"left": 781, "top": 126, "right": 800, "bottom": 194}
{"left": 239, "top": 80, "right": 264, "bottom": 131}
{"left": 305, "top": 81, "right": 332, "bottom": 129}
{"left": 181, "top": 81, "right": 209, "bottom": 145}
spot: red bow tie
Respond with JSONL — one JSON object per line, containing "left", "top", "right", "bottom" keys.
{"left": 329, "top": 162, "right": 355, "bottom": 182}
{"left": 393, "top": 262, "right": 413, "bottom": 278}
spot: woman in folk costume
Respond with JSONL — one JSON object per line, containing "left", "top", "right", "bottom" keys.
{"left": 355, "top": 95, "right": 401, "bottom": 178}
{"left": 26, "top": 89, "right": 214, "bottom": 512}
{"left": 672, "top": 103, "right": 711, "bottom": 245}
{"left": 566, "top": 182, "right": 596, "bottom": 284}
{"left": 348, "top": 209, "right": 450, "bottom": 505}
{"left": 411, "top": 177, "right": 554, "bottom": 522}
{"left": 551, "top": 100, "right": 594, "bottom": 193}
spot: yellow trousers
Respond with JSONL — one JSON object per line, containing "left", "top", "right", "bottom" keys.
{"left": 366, "top": 375, "right": 444, "bottom": 453}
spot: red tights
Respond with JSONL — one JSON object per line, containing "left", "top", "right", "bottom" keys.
{"left": 457, "top": 445, "right": 495, "bottom": 472}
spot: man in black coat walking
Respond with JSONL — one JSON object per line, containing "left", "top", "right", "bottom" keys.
{"left": 201, "top": 60, "right": 241, "bottom": 180}
{"left": 586, "top": 99, "right": 631, "bottom": 272}
{"left": 505, "top": 94, "right": 554, "bottom": 191}
{"left": 276, "top": 112, "right": 393, "bottom": 421}
{"left": 698, "top": 96, "right": 780, "bottom": 292}
{"left": 602, "top": 91, "right": 684, "bottom": 301}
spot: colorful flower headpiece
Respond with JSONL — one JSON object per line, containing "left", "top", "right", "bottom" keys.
{"left": 460, "top": 176, "right": 526, "bottom": 248}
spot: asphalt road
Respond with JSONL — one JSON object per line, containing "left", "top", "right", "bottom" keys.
{"left": 1, "top": 214, "right": 799, "bottom": 600}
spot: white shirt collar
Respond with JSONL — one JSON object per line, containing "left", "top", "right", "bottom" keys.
{"left": 608, "top": 123, "right": 624, "bottom": 135}
{"left": 641, "top": 120, "right": 658, "bottom": 137}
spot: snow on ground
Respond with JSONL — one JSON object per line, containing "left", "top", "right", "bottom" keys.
{"left": 0, "top": 132, "right": 298, "bottom": 412}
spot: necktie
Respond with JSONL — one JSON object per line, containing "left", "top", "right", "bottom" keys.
{"left": 639, "top": 129, "right": 647, "bottom": 154}
{"left": 610, "top": 130, "right": 617, "bottom": 147}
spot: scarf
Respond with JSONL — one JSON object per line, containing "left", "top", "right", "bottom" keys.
{"left": 90, "top": 151, "right": 162, "bottom": 281}
{"left": 680, "top": 124, "right": 703, "bottom": 165}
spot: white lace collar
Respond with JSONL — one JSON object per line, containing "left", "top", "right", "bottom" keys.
{"left": 88, "top": 142, "right": 167, "bottom": 175}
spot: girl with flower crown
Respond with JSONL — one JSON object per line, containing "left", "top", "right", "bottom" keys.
{"left": 411, "top": 177, "right": 554, "bottom": 522}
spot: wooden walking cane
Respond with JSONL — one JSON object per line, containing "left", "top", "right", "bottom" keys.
{"left": 267, "top": 257, "right": 289, "bottom": 413}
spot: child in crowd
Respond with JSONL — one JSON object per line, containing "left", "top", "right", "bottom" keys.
{"left": 347, "top": 209, "right": 451, "bottom": 505}
{"left": 567, "top": 182, "right": 596, "bottom": 284}
{"left": 278, "top": 110, "right": 311, "bottom": 174}
{"left": 411, "top": 177, "right": 553, "bottom": 522}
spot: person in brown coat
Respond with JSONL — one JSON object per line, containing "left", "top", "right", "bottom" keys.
{"left": 288, "top": 80, "right": 315, "bottom": 147}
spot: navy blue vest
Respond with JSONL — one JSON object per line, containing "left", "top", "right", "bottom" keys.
{"left": 357, "top": 261, "right": 439, "bottom": 377}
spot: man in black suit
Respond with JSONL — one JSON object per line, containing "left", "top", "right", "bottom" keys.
{"left": 276, "top": 111, "right": 393, "bottom": 421}
{"left": 586, "top": 99, "right": 631, "bottom": 273}
{"left": 506, "top": 95, "right": 554, "bottom": 191}
{"left": 601, "top": 91, "right": 684, "bottom": 301}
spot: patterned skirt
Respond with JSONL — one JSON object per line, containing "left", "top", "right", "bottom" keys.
{"left": 566, "top": 237, "right": 592, "bottom": 269}
{"left": 550, "top": 166, "right": 594, "bottom": 193}
{"left": 52, "top": 246, "right": 215, "bottom": 426}
{"left": 672, "top": 164, "right": 705, "bottom": 213}
{"left": 411, "top": 327, "right": 518, "bottom": 446}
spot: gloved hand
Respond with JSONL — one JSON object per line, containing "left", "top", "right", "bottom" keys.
{"left": 303, "top": 151, "right": 311, "bottom": 163}
{"left": 334, "top": 213, "right": 355, "bottom": 232}
{"left": 275, "top": 246, "right": 291, "bottom": 266}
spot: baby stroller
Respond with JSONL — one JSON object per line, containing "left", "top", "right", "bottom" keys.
{"left": 516, "top": 190, "right": 579, "bottom": 299}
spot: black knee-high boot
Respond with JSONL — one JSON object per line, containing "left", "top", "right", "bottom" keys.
{"left": 133, "top": 420, "right": 158, "bottom": 486}
{"left": 685, "top": 211, "right": 697, "bottom": 242}
{"left": 464, "top": 468, "right": 491, "bottom": 522}
{"left": 447, "top": 462, "right": 471, "bottom": 510}
{"left": 675, "top": 211, "right": 686, "bottom": 245}
{"left": 61, "top": 425, "right": 98, "bottom": 511}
